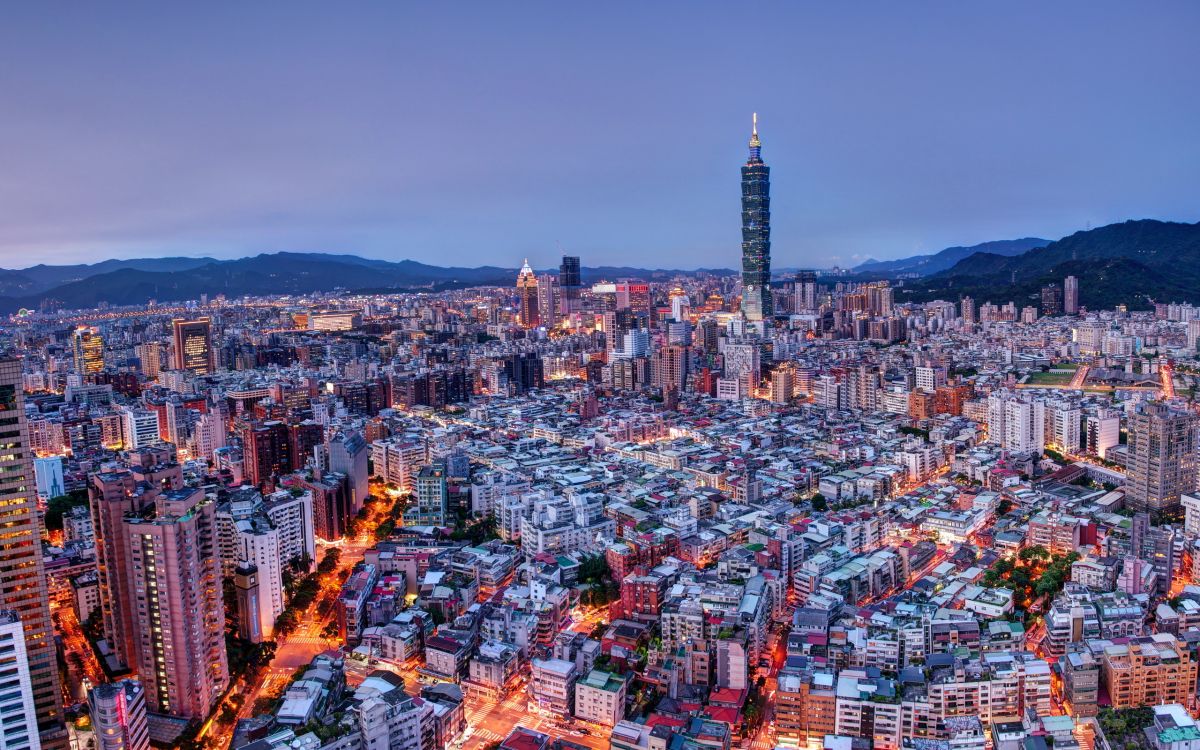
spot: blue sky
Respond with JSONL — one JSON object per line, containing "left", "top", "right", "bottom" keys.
{"left": 1, "top": 2, "right": 1197, "bottom": 269}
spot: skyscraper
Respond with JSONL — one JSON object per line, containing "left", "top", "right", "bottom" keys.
{"left": 1064, "top": 275, "right": 1079, "bottom": 314}
{"left": 123, "top": 488, "right": 228, "bottom": 719}
{"left": 1127, "top": 401, "right": 1197, "bottom": 511}
{"left": 0, "top": 360, "right": 65, "bottom": 747}
{"left": 516, "top": 259, "right": 540, "bottom": 328}
{"left": 171, "top": 318, "right": 215, "bottom": 375}
{"left": 558, "top": 255, "right": 582, "bottom": 315}
{"left": 740, "top": 113, "right": 772, "bottom": 323}
{"left": 71, "top": 326, "right": 105, "bottom": 374}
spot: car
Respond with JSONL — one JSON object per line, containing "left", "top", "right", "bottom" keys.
{"left": 579, "top": 728, "right": 591, "bottom": 735}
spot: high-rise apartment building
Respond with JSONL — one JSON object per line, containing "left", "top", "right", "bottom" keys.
{"left": 1100, "top": 633, "right": 1198, "bottom": 709}
{"left": 536, "top": 274, "right": 558, "bottom": 328}
{"left": 87, "top": 680, "right": 149, "bottom": 750}
{"left": 242, "top": 420, "right": 292, "bottom": 489}
{"left": 135, "top": 342, "right": 163, "bottom": 378}
{"left": 516, "top": 259, "right": 540, "bottom": 328}
{"left": 740, "top": 114, "right": 772, "bottom": 323}
{"left": 1064, "top": 275, "right": 1079, "bottom": 314}
{"left": 1086, "top": 409, "right": 1120, "bottom": 459}
{"left": 0, "top": 360, "right": 64, "bottom": 747}
{"left": 71, "top": 326, "right": 105, "bottom": 374}
{"left": 987, "top": 392, "right": 1045, "bottom": 454}
{"left": 1126, "top": 401, "right": 1197, "bottom": 511}
{"left": 192, "top": 410, "right": 227, "bottom": 461}
{"left": 793, "top": 271, "right": 817, "bottom": 313}
{"left": 960, "top": 296, "right": 976, "bottom": 324}
{"left": 651, "top": 344, "right": 689, "bottom": 393}
{"left": 170, "top": 318, "right": 215, "bottom": 375}
{"left": 123, "top": 487, "right": 228, "bottom": 719}
{"left": 1041, "top": 284, "right": 1063, "bottom": 316}
{"left": 120, "top": 408, "right": 161, "bottom": 450}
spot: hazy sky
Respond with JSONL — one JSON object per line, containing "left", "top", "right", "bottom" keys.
{"left": 2, "top": 2, "right": 1198, "bottom": 269}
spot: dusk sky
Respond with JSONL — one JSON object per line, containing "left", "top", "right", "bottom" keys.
{"left": 2, "top": 2, "right": 1198, "bottom": 270}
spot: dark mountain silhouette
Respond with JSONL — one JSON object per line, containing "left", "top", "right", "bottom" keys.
{"left": 892, "top": 219, "right": 1200, "bottom": 310}
{"left": 0, "top": 253, "right": 735, "bottom": 313}
{"left": 853, "top": 237, "right": 1049, "bottom": 277}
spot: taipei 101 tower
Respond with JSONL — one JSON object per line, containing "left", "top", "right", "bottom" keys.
{"left": 740, "top": 113, "right": 772, "bottom": 324}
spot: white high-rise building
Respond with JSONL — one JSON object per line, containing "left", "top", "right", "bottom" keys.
{"left": 1050, "top": 405, "right": 1082, "bottom": 454}
{"left": 121, "top": 408, "right": 161, "bottom": 450}
{"left": 0, "top": 612, "right": 41, "bottom": 750}
{"left": 988, "top": 393, "right": 1045, "bottom": 454}
{"left": 1086, "top": 410, "right": 1121, "bottom": 459}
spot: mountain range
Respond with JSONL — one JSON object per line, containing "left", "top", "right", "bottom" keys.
{"left": 2, "top": 218, "right": 1197, "bottom": 314}
{"left": 891, "top": 219, "right": 1200, "bottom": 310}
{"left": 0, "top": 255, "right": 736, "bottom": 314}
{"left": 852, "top": 237, "right": 1050, "bottom": 277}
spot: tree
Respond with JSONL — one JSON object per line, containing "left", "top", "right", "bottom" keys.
{"left": 810, "top": 493, "right": 828, "bottom": 512}
{"left": 1018, "top": 546, "right": 1049, "bottom": 564}
{"left": 45, "top": 490, "right": 90, "bottom": 532}
{"left": 274, "top": 609, "right": 300, "bottom": 638}
{"left": 317, "top": 548, "right": 342, "bottom": 576}
{"left": 1009, "top": 568, "right": 1031, "bottom": 589}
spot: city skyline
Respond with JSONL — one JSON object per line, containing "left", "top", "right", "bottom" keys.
{"left": 8, "top": 6, "right": 1200, "bottom": 750}
{"left": 1, "top": 3, "right": 1198, "bottom": 268}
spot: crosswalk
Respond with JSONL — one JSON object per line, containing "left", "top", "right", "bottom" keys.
{"left": 469, "top": 728, "right": 504, "bottom": 745}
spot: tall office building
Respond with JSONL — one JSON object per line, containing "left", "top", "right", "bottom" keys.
{"left": 740, "top": 113, "right": 772, "bottom": 323}
{"left": 516, "top": 259, "right": 540, "bottom": 328}
{"left": 171, "top": 318, "right": 215, "bottom": 375}
{"left": 0, "top": 611, "right": 42, "bottom": 750}
{"left": 123, "top": 488, "right": 228, "bottom": 719}
{"left": 1127, "top": 401, "right": 1197, "bottom": 511}
{"left": 558, "top": 256, "right": 582, "bottom": 315}
{"left": 87, "top": 680, "right": 149, "bottom": 750}
{"left": 0, "top": 360, "right": 64, "bottom": 746}
{"left": 1063, "top": 275, "right": 1079, "bottom": 314}
{"left": 72, "top": 326, "right": 105, "bottom": 374}
{"left": 327, "top": 431, "right": 368, "bottom": 513}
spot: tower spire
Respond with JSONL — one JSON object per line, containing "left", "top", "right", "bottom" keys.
{"left": 748, "top": 112, "right": 761, "bottom": 162}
